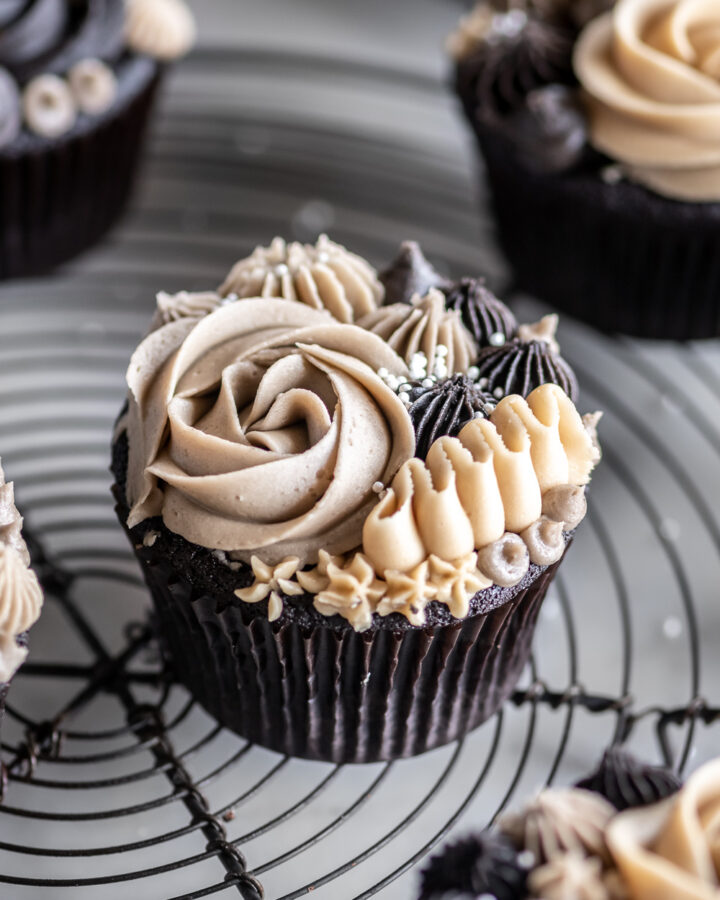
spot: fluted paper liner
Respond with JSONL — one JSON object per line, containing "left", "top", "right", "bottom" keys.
{"left": 131, "top": 537, "right": 561, "bottom": 763}
{"left": 0, "top": 58, "right": 160, "bottom": 279}
{"left": 468, "top": 121, "right": 720, "bottom": 339}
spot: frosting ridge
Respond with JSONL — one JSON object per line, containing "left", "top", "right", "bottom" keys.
{"left": 362, "top": 383, "right": 597, "bottom": 573}
{"left": 0, "top": 461, "right": 43, "bottom": 683}
{"left": 574, "top": 0, "right": 720, "bottom": 201}
{"left": 125, "top": 298, "right": 415, "bottom": 566}
{"left": 219, "top": 235, "right": 383, "bottom": 323}
{"left": 358, "top": 288, "right": 478, "bottom": 376}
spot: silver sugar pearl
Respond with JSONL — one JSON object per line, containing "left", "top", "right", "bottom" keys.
{"left": 489, "top": 332, "right": 506, "bottom": 347}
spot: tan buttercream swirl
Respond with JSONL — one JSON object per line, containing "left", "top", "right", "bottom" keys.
{"left": 124, "top": 298, "right": 415, "bottom": 567}
{"left": 501, "top": 787, "right": 615, "bottom": 864}
{"left": 606, "top": 758, "right": 720, "bottom": 900}
{"left": 574, "top": 0, "right": 720, "bottom": 201}
{"left": 0, "top": 467, "right": 29, "bottom": 568}
{"left": 362, "top": 383, "right": 597, "bottom": 573}
{"left": 0, "top": 461, "right": 43, "bottom": 683}
{"left": 219, "top": 235, "right": 384, "bottom": 323}
{"left": 151, "top": 291, "right": 222, "bottom": 329}
{"left": 125, "top": 0, "right": 196, "bottom": 61}
{"left": 358, "top": 289, "right": 478, "bottom": 376}
{"left": 0, "top": 545, "right": 43, "bottom": 682}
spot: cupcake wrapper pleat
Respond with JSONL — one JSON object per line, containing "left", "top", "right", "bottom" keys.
{"left": 138, "top": 545, "right": 561, "bottom": 763}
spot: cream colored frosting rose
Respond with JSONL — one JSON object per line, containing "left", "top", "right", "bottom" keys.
{"left": 574, "top": 0, "right": 720, "bottom": 201}
{"left": 607, "top": 758, "right": 720, "bottom": 899}
{"left": 124, "top": 298, "right": 415, "bottom": 566}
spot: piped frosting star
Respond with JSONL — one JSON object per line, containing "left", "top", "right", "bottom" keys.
{"left": 314, "top": 553, "right": 385, "bottom": 632}
{"left": 296, "top": 549, "right": 345, "bottom": 594}
{"left": 428, "top": 553, "right": 491, "bottom": 618}
{"left": 234, "top": 556, "right": 303, "bottom": 622}
{"left": 376, "top": 561, "right": 436, "bottom": 626}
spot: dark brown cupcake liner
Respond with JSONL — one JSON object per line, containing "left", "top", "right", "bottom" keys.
{"left": 472, "top": 123, "right": 720, "bottom": 340}
{"left": 132, "top": 538, "right": 561, "bottom": 763}
{"left": 0, "top": 57, "right": 161, "bottom": 280}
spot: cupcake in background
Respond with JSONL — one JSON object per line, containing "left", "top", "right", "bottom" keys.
{"left": 418, "top": 746, "right": 692, "bottom": 900}
{"left": 112, "top": 236, "right": 600, "bottom": 763}
{"left": 0, "top": 0, "right": 195, "bottom": 280}
{"left": 0, "top": 460, "right": 44, "bottom": 770}
{"left": 450, "top": 0, "right": 720, "bottom": 340}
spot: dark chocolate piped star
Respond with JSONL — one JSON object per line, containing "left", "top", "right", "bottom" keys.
{"left": 418, "top": 831, "right": 528, "bottom": 900}
{"left": 575, "top": 747, "right": 681, "bottom": 812}
{"left": 379, "top": 241, "right": 451, "bottom": 306}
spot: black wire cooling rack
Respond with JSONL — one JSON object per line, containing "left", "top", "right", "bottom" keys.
{"left": 1, "top": 47, "right": 720, "bottom": 899}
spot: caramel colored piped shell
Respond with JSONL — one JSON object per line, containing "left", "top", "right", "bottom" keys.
{"left": 125, "top": 0, "right": 196, "bottom": 61}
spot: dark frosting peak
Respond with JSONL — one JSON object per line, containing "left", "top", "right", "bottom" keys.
{"left": 418, "top": 832, "right": 527, "bottom": 900}
{"left": 443, "top": 277, "right": 518, "bottom": 348}
{"left": 455, "top": 11, "right": 575, "bottom": 118}
{"left": 379, "top": 241, "right": 451, "bottom": 306}
{"left": 497, "top": 84, "right": 589, "bottom": 173}
{"left": 474, "top": 314, "right": 578, "bottom": 402}
{"left": 0, "top": 0, "right": 126, "bottom": 83}
{"left": 407, "top": 374, "right": 496, "bottom": 460}
{"left": 575, "top": 746, "right": 681, "bottom": 812}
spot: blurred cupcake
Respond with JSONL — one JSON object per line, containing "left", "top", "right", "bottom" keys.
{"left": 418, "top": 746, "right": 685, "bottom": 899}
{"left": 450, "top": 0, "right": 720, "bottom": 339}
{"left": 112, "top": 236, "right": 601, "bottom": 763}
{"left": 0, "top": 460, "right": 43, "bottom": 771}
{"left": 0, "top": 0, "right": 195, "bottom": 279}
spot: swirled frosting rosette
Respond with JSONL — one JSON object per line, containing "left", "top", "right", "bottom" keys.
{"left": 574, "top": 0, "right": 720, "bottom": 201}
{"left": 0, "top": 460, "right": 43, "bottom": 683}
{"left": 125, "top": 298, "right": 415, "bottom": 567}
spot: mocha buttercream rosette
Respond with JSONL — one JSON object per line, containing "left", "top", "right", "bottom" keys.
{"left": 419, "top": 748, "right": 720, "bottom": 900}
{"left": 119, "top": 235, "right": 601, "bottom": 633}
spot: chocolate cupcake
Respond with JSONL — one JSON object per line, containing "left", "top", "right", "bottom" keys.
{"left": 450, "top": 0, "right": 720, "bottom": 339}
{"left": 112, "top": 236, "right": 602, "bottom": 763}
{"left": 0, "top": 0, "right": 195, "bottom": 279}
{"left": 0, "top": 460, "right": 44, "bottom": 770}
{"left": 418, "top": 747, "right": 690, "bottom": 900}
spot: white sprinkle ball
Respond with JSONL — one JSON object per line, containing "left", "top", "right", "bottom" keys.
{"left": 479, "top": 377, "right": 489, "bottom": 388}
{"left": 398, "top": 391, "right": 410, "bottom": 404}
{"left": 435, "top": 344, "right": 448, "bottom": 358}
{"left": 317, "top": 251, "right": 330, "bottom": 263}
{"left": 517, "top": 850, "right": 536, "bottom": 870}
{"left": 602, "top": 164, "right": 624, "bottom": 185}
{"left": 372, "top": 481, "right": 384, "bottom": 494}
{"left": 489, "top": 332, "right": 506, "bottom": 347}
{"left": 467, "top": 366, "right": 480, "bottom": 380}
{"left": 274, "top": 263, "right": 289, "bottom": 276}
{"left": 493, "top": 387, "right": 504, "bottom": 399}
{"left": 421, "top": 377, "right": 434, "bottom": 388}
{"left": 378, "top": 367, "right": 389, "bottom": 378}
